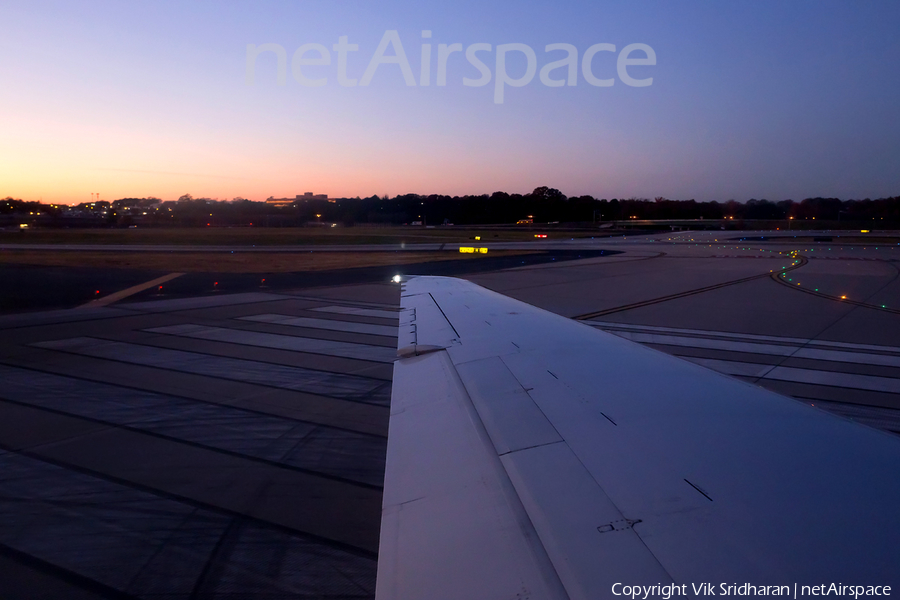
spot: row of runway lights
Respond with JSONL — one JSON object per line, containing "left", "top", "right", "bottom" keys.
{"left": 652, "top": 246, "right": 894, "bottom": 310}
{"left": 661, "top": 238, "right": 898, "bottom": 255}
{"left": 668, "top": 242, "right": 897, "bottom": 252}
{"left": 778, "top": 271, "right": 886, "bottom": 307}
{"left": 775, "top": 251, "right": 889, "bottom": 309}
{"left": 617, "top": 239, "right": 892, "bottom": 309}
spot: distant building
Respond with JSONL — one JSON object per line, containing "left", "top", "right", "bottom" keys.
{"left": 266, "top": 192, "right": 329, "bottom": 206}
{"left": 301, "top": 192, "right": 328, "bottom": 201}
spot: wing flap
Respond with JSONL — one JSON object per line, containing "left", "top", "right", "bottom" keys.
{"left": 456, "top": 356, "right": 562, "bottom": 455}
{"left": 501, "top": 442, "right": 674, "bottom": 598}
{"left": 377, "top": 350, "right": 569, "bottom": 600}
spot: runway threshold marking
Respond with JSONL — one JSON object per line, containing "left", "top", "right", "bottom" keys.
{"left": 79, "top": 272, "right": 184, "bottom": 309}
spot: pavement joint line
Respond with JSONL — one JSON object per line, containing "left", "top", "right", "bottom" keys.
{"left": 79, "top": 272, "right": 184, "bottom": 309}
{"left": 0, "top": 541, "right": 137, "bottom": 600}
{"left": 0, "top": 395, "right": 384, "bottom": 490}
{"left": 0, "top": 439, "right": 379, "bottom": 558}
{"left": 141, "top": 324, "right": 396, "bottom": 364}
{"left": 27, "top": 342, "right": 394, "bottom": 411}
{"left": 0, "top": 358, "right": 390, "bottom": 434}
{"left": 97, "top": 331, "right": 393, "bottom": 381}
{"left": 574, "top": 255, "right": 807, "bottom": 320}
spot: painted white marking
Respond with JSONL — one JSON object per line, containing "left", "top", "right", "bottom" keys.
{"left": 683, "top": 357, "right": 900, "bottom": 394}
{"left": 611, "top": 330, "right": 900, "bottom": 368}
{"left": 612, "top": 331, "right": 796, "bottom": 356}
{"left": 79, "top": 273, "right": 183, "bottom": 308}
{"left": 312, "top": 306, "right": 400, "bottom": 320}
{"left": 588, "top": 321, "right": 813, "bottom": 345}
{"left": 794, "top": 347, "right": 900, "bottom": 368}
{"left": 812, "top": 400, "right": 900, "bottom": 432}
{"left": 590, "top": 321, "right": 900, "bottom": 355}
{"left": 241, "top": 314, "right": 397, "bottom": 337}
{"left": 766, "top": 367, "right": 900, "bottom": 394}
{"left": 145, "top": 324, "right": 396, "bottom": 363}
{"left": 683, "top": 357, "right": 773, "bottom": 378}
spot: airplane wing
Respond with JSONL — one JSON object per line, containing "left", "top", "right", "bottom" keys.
{"left": 377, "top": 276, "right": 900, "bottom": 599}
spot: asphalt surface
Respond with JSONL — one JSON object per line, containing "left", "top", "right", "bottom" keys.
{"left": 0, "top": 249, "right": 613, "bottom": 314}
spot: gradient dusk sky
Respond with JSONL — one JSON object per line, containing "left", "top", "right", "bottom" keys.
{"left": 2, "top": 1, "right": 899, "bottom": 204}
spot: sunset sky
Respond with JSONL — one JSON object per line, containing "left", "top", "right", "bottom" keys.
{"left": 2, "top": 1, "right": 899, "bottom": 204}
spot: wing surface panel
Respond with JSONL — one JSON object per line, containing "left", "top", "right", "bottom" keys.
{"left": 377, "top": 349, "right": 569, "bottom": 600}
{"left": 455, "top": 356, "right": 562, "bottom": 455}
{"left": 378, "top": 276, "right": 900, "bottom": 598}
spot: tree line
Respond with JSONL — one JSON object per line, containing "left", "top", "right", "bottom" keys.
{"left": 2, "top": 189, "right": 899, "bottom": 227}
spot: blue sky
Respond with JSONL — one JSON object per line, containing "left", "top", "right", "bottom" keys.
{"left": 1, "top": 1, "right": 898, "bottom": 203}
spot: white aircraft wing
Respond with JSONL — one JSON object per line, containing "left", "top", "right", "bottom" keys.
{"left": 377, "top": 276, "right": 900, "bottom": 599}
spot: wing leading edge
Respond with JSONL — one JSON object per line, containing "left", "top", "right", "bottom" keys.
{"left": 377, "top": 276, "right": 900, "bottom": 599}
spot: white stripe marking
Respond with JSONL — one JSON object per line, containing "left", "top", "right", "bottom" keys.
{"left": 605, "top": 330, "right": 900, "bottom": 367}
{"left": 79, "top": 273, "right": 183, "bottom": 308}
{"left": 684, "top": 357, "right": 900, "bottom": 394}
{"left": 684, "top": 357, "right": 773, "bottom": 378}
{"left": 612, "top": 331, "right": 796, "bottom": 357}
{"left": 766, "top": 366, "right": 900, "bottom": 394}
{"left": 312, "top": 306, "right": 400, "bottom": 320}
{"left": 145, "top": 324, "right": 396, "bottom": 363}
{"left": 241, "top": 314, "right": 397, "bottom": 337}
{"left": 590, "top": 321, "right": 900, "bottom": 355}
{"left": 794, "top": 348, "right": 900, "bottom": 368}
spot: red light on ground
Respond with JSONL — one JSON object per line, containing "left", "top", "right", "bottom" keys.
{"left": 95, "top": 290, "right": 100, "bottom": 295}
{"left": 158, "top": 286, "right": 163, "bottom": 291}
{"left": 534, "top": 234, "right": 547, "bottom": 238}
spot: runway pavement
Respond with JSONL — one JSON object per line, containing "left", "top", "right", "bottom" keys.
{"left": 0, "top": 230, "right": 898, "bottom": 598}
{"left": 0, "top": 286, "right": 399, "bottom": 598}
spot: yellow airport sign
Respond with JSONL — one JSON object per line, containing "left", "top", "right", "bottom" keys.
{"left": 459, "top": 247, "right": 488, "bottom": 254}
